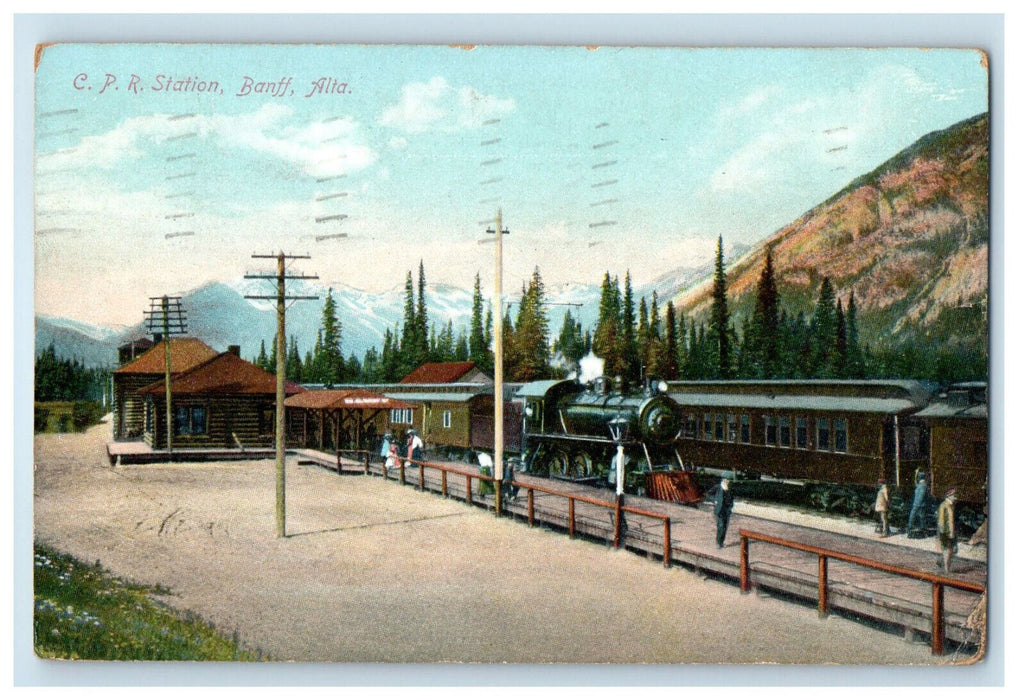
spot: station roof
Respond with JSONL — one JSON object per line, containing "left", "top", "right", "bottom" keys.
{"left": 285, "top": 389, "right": 414, "bottom": 411}
{"left": 667, "top": 392, "right": 921, "bottom": 415}
{"left": 115, "top": 338, "right": 218, "bottom": 375}
{"left": 400, "top": 362, "right": 488, "bottom": 384}
{"left": 914, "top": 403, "right": 988, "bottom": 420}
{"left": 383, "top": 391, "right": 484, "bottom": 404}
{"left": 138, "top": 352, "right": 304, "bottom": 396}
{"left": 515, "top": 379, "right": 576, "bottom": 398}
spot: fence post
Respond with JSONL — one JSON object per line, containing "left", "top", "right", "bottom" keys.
{"left": 336, "top": 450, "right": 341, "bottom": 475}
{"left": 400, "top": 461, "right": 406, "bottom": 486}
{"left": 818, "top": 555, "right": 829, "bottom": 618}
{"left": 740, "top": 534, "right": 750, "bottom": 593}
{"left": 663, "top": 518, "right": 671, "bottom": 568}
{"left": 528, "top": 489, "right": 535, "bottom": 527}
{"left": 932, "top": 582, "right": 946, "bottom": 655}
{"left": 466, "top": 475, "right": 472, "bottom": 504}
{"left": 495, "top": 476, "right": 502, "bottom": 515}
{"left": 363, "top": 451, "right": 369, "bottom": 475}
{"left": 418, "top": 463, "right": 424, "bottom": 491}
{"left": 613, "top": 494, "right": 623, "bottom": 549}
{"left": 568, "top": 498, "right": 575, "bottom": 539}
{"left": 441, "top": 470, "right": 448, "bottom": 498}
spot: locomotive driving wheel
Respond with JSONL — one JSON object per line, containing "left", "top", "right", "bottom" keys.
{"left": 541, "top": 446, "right": 572, "bottom": 477}
{"left": 570, "top": 450, "right": 595, "bottom": 478}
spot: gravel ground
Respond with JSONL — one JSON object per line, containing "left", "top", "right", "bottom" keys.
{"left": 33, "top": 421, "right": 948, "bottom": 664}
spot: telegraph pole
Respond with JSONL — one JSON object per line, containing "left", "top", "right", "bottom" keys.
{"left": 485, "top": 210, "right": 509, "bottom": 514}
{"left": 144, "top": 296, "right": 186, "bottom": 454}
{"left": 245, "top": 252, "right": 318, "bottom": 538}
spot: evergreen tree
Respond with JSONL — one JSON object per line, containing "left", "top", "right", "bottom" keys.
{"left": 553, "top": 310, "right": 587, "bottom": 372}
{"left": 469, "top": 273, "right": 489, "bottom": 368}
{"left": 510, "top": 267, "right": 551, "bottom": 382}
{"left": 593, "top": 272, "right": 623, "bottom": 378}
{"left": 414, "top": 260, "right": 430, "bottom": 367}
{"left": 846, "top": 290, "right": 866, "bottom": 378}
{"left": 834, "top": 298, "right": 848, "bottom": 378}
{"left": 361, "top": 346, "right": 382, "bottom": 383}
{"left": 621, "top": 272, "right": 640, "bottom": 384}
{"left": 286, "top": 335, "right": 303, "bottom": 383}
{"left": 710, "top": 236, "right": 732, "bottom": 378}
{"left": 256, "top": 339, "right": 269, "bottom": 372}
{"left": 317, "top": 287, "right": 345, "bottom": 384}
{"left": 637, "top": 295, "right": 650, "bottom": 375}
{"left": 751, "top": 247, "right": 780, "bottom": 378}
{"left": 399, "top": 270, "right": 417, "bottom": 375}
{"left": 811, "top": 277, "right": 838, "bottom": 377}
{"left": 455, "top": 328, "right": 469, "bottom": 362}
{"left": 664, "top": 301, "right": 680, "bottom": 380}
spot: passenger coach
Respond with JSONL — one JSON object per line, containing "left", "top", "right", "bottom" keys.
{"left": 666, "top": 380, "right": 934, "bottom": 490}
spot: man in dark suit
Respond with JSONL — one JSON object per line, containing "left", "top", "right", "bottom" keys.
{"left": 714, "top": 477, "right": 735, "bottom": 548}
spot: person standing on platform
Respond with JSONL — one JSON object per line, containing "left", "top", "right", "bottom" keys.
{"left": 379, "top": 432, "right": 393, "bottom": 468}
{"left": 409, "top": 429, "right": 424, "bottom": 462}
{"left": 906, "top": 471, "right": 929, "bottom": 538}
{"left": 937, "top": 488, "right": 958, "bottom": 573}
{"left": 874, "top": 478, "right": 891, "bottom": 537}
{"left": 713, "top": 477, "right": 735, "bottom": 549}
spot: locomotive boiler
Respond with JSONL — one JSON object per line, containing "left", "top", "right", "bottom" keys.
{"left": 516, "top": 377, "right": 701, "bottom": 501}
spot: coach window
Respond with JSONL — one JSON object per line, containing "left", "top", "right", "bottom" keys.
{"left": 683, "top": 413, "right": 697, "bottom": 439}
{"left": 834, "top": 418, "right": 848, "bottom": 453}
{"left": 727, "top": 414, "right": 738, "bottom": 442}
{"left": 817, "top": 417, "right": 831, "bottom": 451}
{"left": 796, "top": 417, "right": 808, "bottom": 449}
{"left": 715, "top": 414, "right": 724, "bottom": 441}
{"left": 779, "top": 415, "right": 791, "bottom": 448}
{"left": 703, "top": 412, "right": 713, "bottom": 441}
{"left": 740, "top": 414, "right": 750, "bottom": 443}
{"left": 764, "top": 415, "right": 777, "bottom": 446}
{"left": 443, "top": 410, "right": 452, "bottom": 429}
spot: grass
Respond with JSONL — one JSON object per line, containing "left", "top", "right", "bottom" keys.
{"left": 33, "top": 542, "right": 263, "bottom": 661}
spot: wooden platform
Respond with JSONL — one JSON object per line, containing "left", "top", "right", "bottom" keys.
{"left": 106, "top": 441, "right": 275, "bottom": 465}
{"left": 300, "top": 449, "right": 986, "bottom": 651}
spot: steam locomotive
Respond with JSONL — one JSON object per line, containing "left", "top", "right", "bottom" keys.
{"left": 517, "top": 376, "right": 702, "bottom": 499}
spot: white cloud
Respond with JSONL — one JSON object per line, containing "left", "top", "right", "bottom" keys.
{"left": 35, "top": 104, "right": 378, "bottom": 181}
{"left": 379, "top": 76, "right": 515, "bottom": 134}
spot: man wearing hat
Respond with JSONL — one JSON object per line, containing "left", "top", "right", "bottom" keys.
{"left": 937, "top": 488, "right": 958, "bottom": 573}
{"left": 713, "top": 477, "right": 735, "bottom": 549}
{"left": 906, "top": 470, "right": 930, "bottom": 538}
{"left": 874, "top": 477, "right": 891, "bottom": 537}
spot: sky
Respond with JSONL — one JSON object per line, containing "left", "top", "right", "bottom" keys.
{"left": 33, "top": 44, "right": 989, "bottom": 327}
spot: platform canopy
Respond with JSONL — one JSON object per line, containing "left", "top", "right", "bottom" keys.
{"left": 285, "top": 388, "right": 414, "bottom": 411}
{"left": 285, "top": 389, "right": 415, "bottom": 452}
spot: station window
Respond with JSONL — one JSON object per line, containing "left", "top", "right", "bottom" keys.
{"left": 391, "top": 408, "right": 413, "bottom": 425}
{"left": 834, "top": 418, "right": 848, "bottom": 453}
{"left": 817, "top": 417, "right": 831, "bottom": 451}
{"left": 740, "top": 414, "right": 750, "bottom": 443}
{"left": 764, "top": 415, "right": 777, "bottom": 446}
{"left": 442, "top": 410, "right": 452, "bottom": 429}
{"left": 779, "top": 416, "right": 791, "bottom": 448}
{"left": 174, "top": 405, "right": 207, "bottom": 436}
{"left": 703, "top": 413, "right": 713, "bottom": 441}
{"left": 683, "top": 413, "right": 697, "bottom": 439}
{"left": 145, "top": 402, "right": 153, "bottom": 433}
{"left": 715, "top": 414, "right": 724, "bottom": 441}
{"left": 727, "top": 414, "right": 738, "bottom": 442}
{"left": 795, "top": 417, "right": 808, "bottom": 449}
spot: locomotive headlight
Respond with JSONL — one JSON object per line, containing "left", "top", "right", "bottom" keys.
{"left": 657, "top": 380, "right": 669, "bottom": 394}
{"left": 524, "top": 405, "right": 534, "bottom": 418}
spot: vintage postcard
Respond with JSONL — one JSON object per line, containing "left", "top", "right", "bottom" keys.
{"left": 31, "top": 40, "right": 991, "bottom": 669}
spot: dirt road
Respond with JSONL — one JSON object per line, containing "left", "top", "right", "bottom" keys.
{"left": 33, "top": 423, "right": 945, "bottom": 664}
